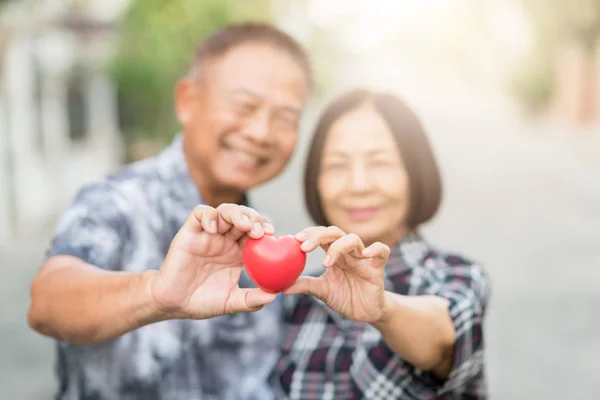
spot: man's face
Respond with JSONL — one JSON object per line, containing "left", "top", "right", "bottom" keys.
{"left": 175, "top": 42, "right": 309, "bottom": 194}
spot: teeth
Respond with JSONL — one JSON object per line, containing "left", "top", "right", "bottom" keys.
{"left": 229, "top": 148, "right": 260, "bottom": 165}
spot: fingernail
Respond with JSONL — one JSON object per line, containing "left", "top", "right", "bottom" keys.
{"left": 243, "top": 215, "right": 252, "bottom": 226}
{"left": 209, "top": 220, "right": 217, "bottom": 233}
{"left": 295, "top": 232, "right": 307, "bottom": 241}
{"left": 323, "top": 255, "right": 332, "bottom": 266}
{"left": 253, "top": 222, "right": 263, "bottom": 235}
{"left": 301, "top": 240, "right": 314, "bottom": 251}
{"left": 263, "top": 222, "right": 274, "bottom": 231}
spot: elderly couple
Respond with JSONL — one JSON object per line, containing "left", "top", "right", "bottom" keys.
{"left": 28, "top": 22, "right": 491, "bottom": 400}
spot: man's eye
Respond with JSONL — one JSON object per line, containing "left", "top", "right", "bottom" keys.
{"left": 234, "top": 102, "right": 255, "bottom": 113}
{"left": 275, "top": 114, "right": 298, "bottom": 129}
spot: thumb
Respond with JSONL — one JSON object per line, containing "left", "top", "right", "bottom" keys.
{"left": 226, "top": 287, "right": 277, "bottom": 313}
{"left": 283, "top": 276, "right": 329, "bottom": 301}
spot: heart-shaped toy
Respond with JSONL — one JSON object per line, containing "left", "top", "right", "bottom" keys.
{"left": 242, "top": 235, "right": 306, "bottom": 293}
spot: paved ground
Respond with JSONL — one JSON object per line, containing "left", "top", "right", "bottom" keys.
{"left": 3, "top": 98, "right": 600, "bottom": 398}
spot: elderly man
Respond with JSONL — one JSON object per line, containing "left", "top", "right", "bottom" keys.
{"left": 28, "top": 22, "right": 312, "bottom": 400}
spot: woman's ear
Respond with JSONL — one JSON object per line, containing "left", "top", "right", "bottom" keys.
{"left": 174, "top": 78, "right": 196, "bottom": 126}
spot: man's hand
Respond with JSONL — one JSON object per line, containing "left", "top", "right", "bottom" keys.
{"left": 151, "top": 203, "right": 277, "bottom": 320}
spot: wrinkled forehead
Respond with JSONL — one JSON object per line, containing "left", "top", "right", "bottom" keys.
{"left": 201, "top": 43, "right": 309, "bottom": 108}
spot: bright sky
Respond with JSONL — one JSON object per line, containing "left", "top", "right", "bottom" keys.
{"left": 305, "top": 0, "right": 531, "bottom": 55}
{"left": 306, "top": 0, "right": 454, "bottom": 51}
{"left": 301, "top": 0, "right": 535, "bottom": 107}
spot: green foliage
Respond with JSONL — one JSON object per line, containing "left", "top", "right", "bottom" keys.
{"left": 510, "top": 48, "right": 554, "bottom": 116}
{"left": 109, "top": 0, "right": 273, "bottom": 145}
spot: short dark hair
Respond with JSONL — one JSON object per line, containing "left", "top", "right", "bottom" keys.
{"left": 304, "top": 89, "right": 443, "bottom": 229}
{"left": 190, "top": 22, "right": 313, "bottom": 87}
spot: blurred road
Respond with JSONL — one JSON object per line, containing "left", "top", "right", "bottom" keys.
{"left": 3, "top": 99, "right": 600, "bottom": 399}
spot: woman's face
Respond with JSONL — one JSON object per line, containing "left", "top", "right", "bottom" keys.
{"left": 318, "top": 104, "right": 410, "bottom": 246}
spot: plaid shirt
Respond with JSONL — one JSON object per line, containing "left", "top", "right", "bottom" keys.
{"left": 274, "top": 232, "right": 491, "bottom": 399}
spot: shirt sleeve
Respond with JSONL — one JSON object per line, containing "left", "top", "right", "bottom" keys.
{"left": 349, "top": 258, "right": 491, "bottom": 399}
{"left": 429, "top": 257, "right": 491, "bottom": 394}
{"left": 46, "top": 182, "right": 129, "bottom": 271}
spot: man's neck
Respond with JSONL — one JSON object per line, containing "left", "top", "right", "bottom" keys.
{"left": 182, "top": 144, "right": 246, "bottom": 207}
{"left": 189, "top": 168, "right": 244, "bottom": 207}
{"left": 200, "top": 188, "right": 245, "bottom": 208}
{"left": 187, "top": 165, "right": 245, "bottom": 207}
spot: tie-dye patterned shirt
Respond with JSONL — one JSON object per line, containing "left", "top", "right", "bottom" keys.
{"left": 46, "top": 135, "right": 282, "bottom": 400}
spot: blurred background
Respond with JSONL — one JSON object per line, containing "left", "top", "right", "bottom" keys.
{"left": 1, "top": 0, "right": 599, "bottom": 398}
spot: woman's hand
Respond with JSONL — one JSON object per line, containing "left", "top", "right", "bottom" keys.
{"left": 284, "top": 226, "right": 391, "bottom": 323}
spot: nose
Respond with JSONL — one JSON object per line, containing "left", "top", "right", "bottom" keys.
{"left": 240, "top": 110, "right": 271, "bottom": 144}
{"left": 348, "top": 160, "right": 374, "bottom": 193}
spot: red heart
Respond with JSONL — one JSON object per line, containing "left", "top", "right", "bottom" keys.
{"left": 242, "top": 235, "right": 306, "bottom": 293}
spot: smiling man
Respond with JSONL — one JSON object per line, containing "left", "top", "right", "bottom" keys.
{"left": 27, "top": 23, "right": 312, "bottom": 400}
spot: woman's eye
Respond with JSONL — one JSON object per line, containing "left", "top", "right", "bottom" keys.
{"left": 370, "top": 159, "right": 395, "bottom": 167}
{"left": 323, "top": 163, "right": 346, "bottom": 171}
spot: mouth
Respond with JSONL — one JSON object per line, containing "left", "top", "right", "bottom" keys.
{"left": 345, "top": 207, "right": 380, "bottom": 222}
{"left": 222, "top": 142, "right": 268, "bottom": 169}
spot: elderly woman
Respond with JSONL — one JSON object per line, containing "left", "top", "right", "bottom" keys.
{"left": 275, "top": 89, "right": 491, "bottom": 399}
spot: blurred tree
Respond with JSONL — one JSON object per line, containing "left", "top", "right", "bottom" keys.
{"left": 109, "top": 0, "right": 273, "bottom": 154}
{"left": 510, "top": 42, "right": 555, "bottom": 116}
{"left": 513, "top": 0, "right": 600, "bottom": 118}
{"left": 0, "top": 0, "right": 20, "bottom": 66}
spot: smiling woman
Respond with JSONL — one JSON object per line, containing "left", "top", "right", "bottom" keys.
{"left": 304, "top": 89, "right": 442, "bottom": 246}
{"left": 275, "top": 88, "right": 491, "bottom": 399}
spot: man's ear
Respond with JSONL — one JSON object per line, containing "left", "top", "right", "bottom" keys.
{"left": 174, "top": 78, "right": 196, "bottom": 125}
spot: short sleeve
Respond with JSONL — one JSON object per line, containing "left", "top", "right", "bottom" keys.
{"left": 427, "top": 256, "right": 491, "bottom": 395}
{"left": 46, "top": 183, "right": 129, "bottom": 271}
{"left": 349, "top": 255, "right": 491, "bottom": 399}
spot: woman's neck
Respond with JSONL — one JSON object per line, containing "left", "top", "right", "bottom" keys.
{"left": 371, "top": 225, "right": 410, "bottom": 249}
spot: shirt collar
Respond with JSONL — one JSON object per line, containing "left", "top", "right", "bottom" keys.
{"left": 155, "top": 134, "right": 203, "bottom": 209}
{"left": 156, "top": 133, "right": 250, "bottom": 208}
{"left": 385, "top": 230, "right": 431, "bottom": 278}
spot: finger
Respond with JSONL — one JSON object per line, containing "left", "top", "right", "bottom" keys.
{"left": 225, "top": 287, "right": 277, "bottom": 313}
{"left": 295, "top": 225, "right": 343, "bottom": 243}
{"left": 216, "top": 203, "right": 254, "bottom": 239}
{"left": 246, "top": 209, "right": 275, "bottom": 236}
{"left": 260, "top": 218, "right": 275, "bottom": 235}
{"left": 362, "top": 242, "right": 391, "bottom": 261}
{"left": 237, "top": 230, "right": 275, "bottom": 248}
{"left": 187, "top": 205, "right": 218, "bottom": 233}
{"left": 239, "top": 206, "right": 271, "bottom": 237}
{"left": 282, "top": 276, "right": 329, "bottom": 301}
{"left": 295, "top": 225, "right": 346, "bottom": 253}
{"left": 217, "top": 204, "right": 271, "bottom": 240}
{"left": 324, "top": 233, "right": 365, "bottom": 267}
